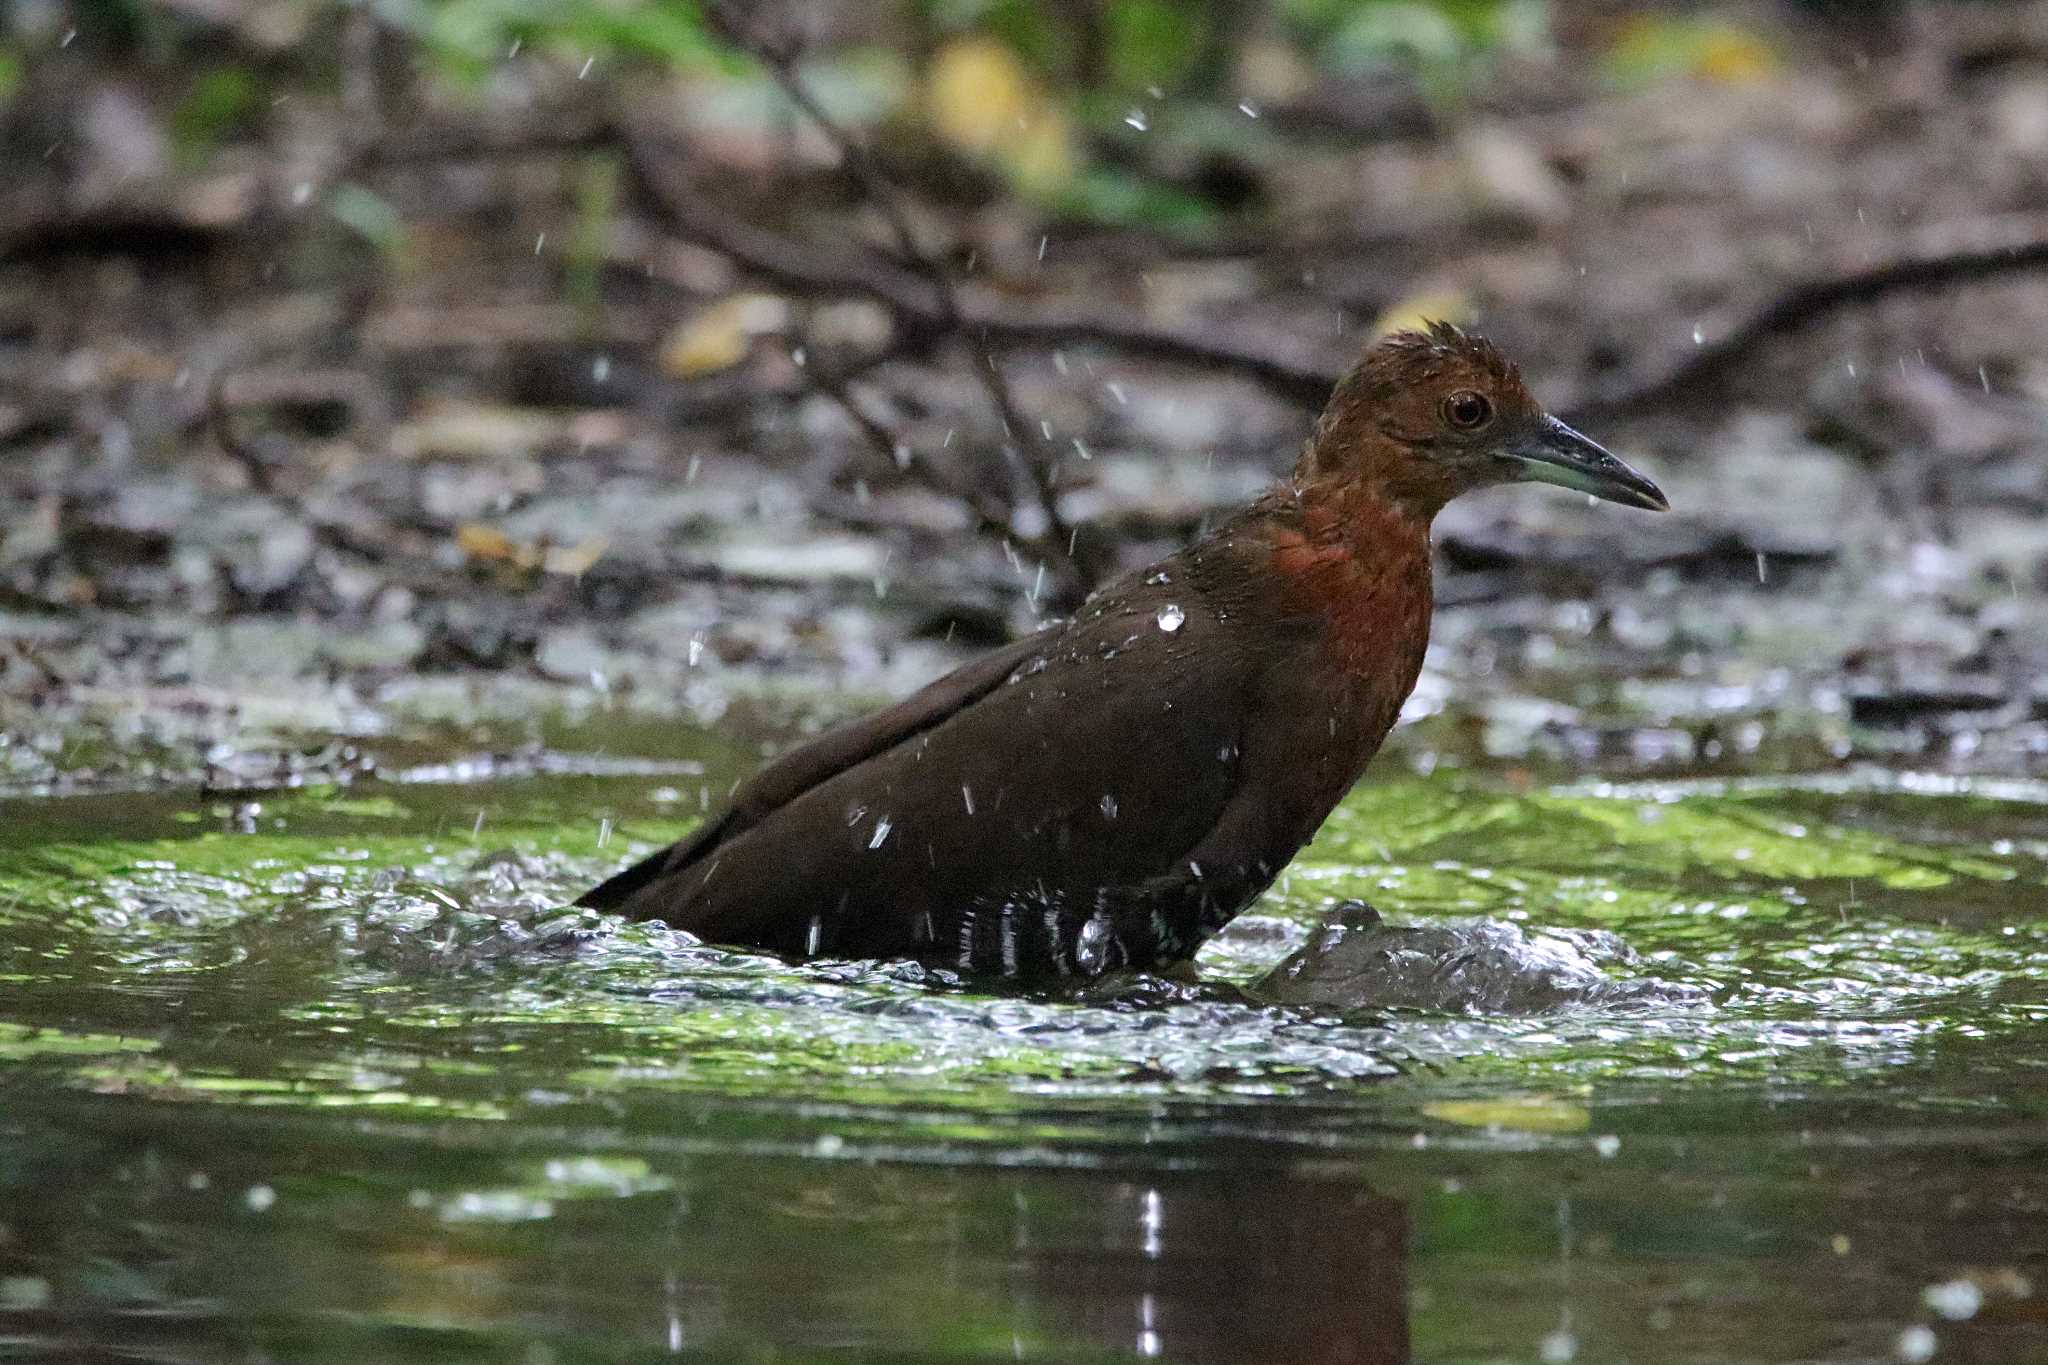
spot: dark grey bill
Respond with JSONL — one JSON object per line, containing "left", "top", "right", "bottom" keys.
{"left": 1505, "top": 416, "right": 1669, "bottom": 511}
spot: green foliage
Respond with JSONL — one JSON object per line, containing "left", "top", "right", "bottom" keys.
{"left": 169, "top": 66, "right": 262, "bottom": 166}
{"left": 1598, "top": 15, "right": 1777, "bottom": 89}
{"left": 921, "top": 0, "right": 1069, "bottom": 74}
{"left": 1289, "top": 0, "right": 1546, "bottom": 84}
{"left": 327, "top": 183, "right": 408, "bottom": 263}
{"left": 1103, "top": 0, "right": 1208, "bottom": 92}
{"left": 0, "top": 49, "right": 20, "bottom": 105}
{"left": 1045, "top": 166, "right": 1221, "bottom": 236}
{"left": 411, "top": 0, "right": 722, "bottom": 81}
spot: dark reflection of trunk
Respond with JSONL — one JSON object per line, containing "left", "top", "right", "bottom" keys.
{"left": 0, "top": 1098, "right": 1411, "bottom": 1364}
{"left": 1013, "top": 1165, "right": 1408, "bottom": 1365}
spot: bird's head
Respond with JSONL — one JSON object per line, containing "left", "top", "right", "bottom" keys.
{"left": 1299, "top": 320, "right": 1667, "bottom": 519}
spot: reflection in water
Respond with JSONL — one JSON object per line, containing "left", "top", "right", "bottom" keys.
{"left": 0, "top": 1102, "right": 1406, "bottom": 1363}
{"left": 1015, "top": 1167, "right": 1406, "bottom": 1364}
{"left": 0, "top": 765, "right": 2045, "bottom": 1361}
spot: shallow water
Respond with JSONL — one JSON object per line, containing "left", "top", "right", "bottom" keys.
{"left": 0, "top": 714, "right": 2043, "bottom": 1363}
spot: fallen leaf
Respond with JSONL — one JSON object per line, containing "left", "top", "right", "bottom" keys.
{"left": 928, "top": 37, "right": 1034, "bottom": 158}
{"left": 659, "top": 293, "right": 788, "bottom": 378}
{"left": 926, "top": 36, "right": 1077, "bottom": 195}
{"left": 1421, "top": 1097, "right": 1591, "bottom": 1134}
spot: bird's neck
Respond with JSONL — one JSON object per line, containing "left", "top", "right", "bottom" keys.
{"left": 1264, "top": 477, "right": 1436, "bottom": 683}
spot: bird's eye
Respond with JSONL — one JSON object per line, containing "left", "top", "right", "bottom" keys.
{"left": 1442, "top": 391, "right": 1493, "bottom": 431}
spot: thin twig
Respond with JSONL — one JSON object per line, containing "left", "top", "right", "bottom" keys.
{"left": 616, "top": 93, "right": 2048, "bottom": 453}
{"left": 208, "top": 371, "right": 278, "bottom": 496}
{"left": 803, "top": 354, "right": 1016, "bottom": 535}
{"left": 1574, "top": 212, "right": 2048, "bottom": 422}
{"left": 701, "top": 4, "right": 1083, "bottom": 588}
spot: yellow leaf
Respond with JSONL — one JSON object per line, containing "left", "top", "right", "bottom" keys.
{"left": 659, "top": 294, "right": 787, "bottom": 379}
{"left": 456, "top": 523, "right": 520, "bottom": 563}
{"left": 1006, "top": 104, "right": 1078, "bottom": 196}
{"left": 926, "top": 37, "right": 1077, "bottom": 195}
{"left": 927, "top": 37, "right": 1033, "bottom": 157}
{"left": 1372, "top": 291, "right": 1474, "bottom": 339}
{"left": 1694, "top": 28, "right": 1777, "bottom": 84}
{"left": 1422, "top": 1097, "right": 1591, "bottom": 1134}
{"left": 1605, "top": 18, "right": 1778, "bottom": 88}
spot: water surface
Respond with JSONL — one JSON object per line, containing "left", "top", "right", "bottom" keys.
{"left": 0, "top": 715, "right": 2043, "bottom": 1363}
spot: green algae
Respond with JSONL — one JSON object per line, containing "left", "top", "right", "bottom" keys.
{"left": 0, "top": 747, "right": 2044, "bottom": 1363}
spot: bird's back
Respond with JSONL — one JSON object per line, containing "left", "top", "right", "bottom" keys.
{"left": 582, "top": 504, "right": 1386, "bottom": 973}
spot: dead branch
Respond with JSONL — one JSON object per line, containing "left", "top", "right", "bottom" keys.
{"left": 700, "top": 4, "right": 1091, "bottom": 593}
{"left": 1576, "top": 212, "right": 2048, "bottom": 422}
{"left": 802, "top": 356, "right": 1016, "bottom": 536}
{"left": 614, "top": 134, "right": 1336, "bottom": 406}
{"left": 362, "top": 104, "right": 2048, "bottom": 467}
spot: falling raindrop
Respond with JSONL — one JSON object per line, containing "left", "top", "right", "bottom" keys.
{"left": 1124, "top": 109, "right": 1149, "bottom": 131}
{"left": 961, "top": 785, "right": 975, "bottom": 815}
{"left": 1691, "top": 323, "right": 1704, "bottom": 345}
{"left": 1100, "top": 794, "right": 1118, "bottom": 820}
{"left": 868, "top": 818, "right": 893, "bottom": 850}
{"left": 578, "top": 56, "right": 595, "bottom": 79}
{"left": 1156, "top": 604, "right": 1185, "bottom": 632}
{"left": 592, "top": 355, "right": 611, "bottom": 382}
{"left": 805, "top": 916, "right": 823, "bottom": 956}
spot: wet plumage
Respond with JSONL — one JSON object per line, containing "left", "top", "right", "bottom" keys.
{"left": 580, "top": 323, "right": 1667, "bottom": 978}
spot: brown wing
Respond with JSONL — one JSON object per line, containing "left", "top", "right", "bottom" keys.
{"left": 580, "top": 570, "right": 1294, "bottom": 956}
{"left": 576, "top": 630, "right": 1050, "bottom": 913}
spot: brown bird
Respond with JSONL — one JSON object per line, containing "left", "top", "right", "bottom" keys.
{"left": 580, "top": 322, "right": 1666, "bottom": 978}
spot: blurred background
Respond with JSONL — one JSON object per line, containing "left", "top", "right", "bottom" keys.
{"left": 5, "top": 9, "right": 2048, "bottom": 1364}
{"left": 4, "top": 0, "right": 2048, "bottom": 782}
